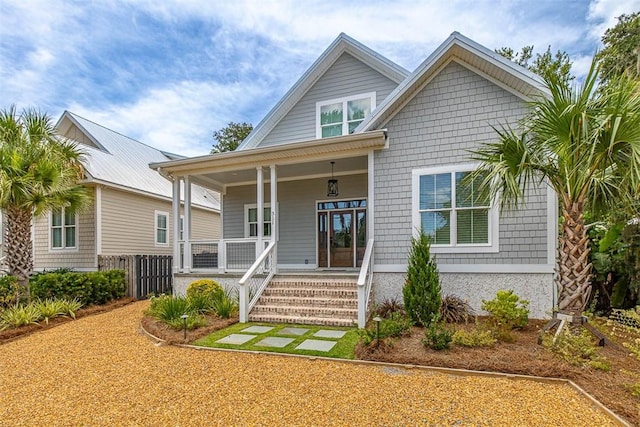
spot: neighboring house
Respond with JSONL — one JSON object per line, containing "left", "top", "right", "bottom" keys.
{"left": 31, "top": 111, "right": 220, "bottom": 272}
{"left": 151, "top": 32, "right": 556, "bottom": 324}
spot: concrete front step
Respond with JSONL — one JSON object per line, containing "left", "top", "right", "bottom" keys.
{"left": 269, "top": 281, "right": 357, "bottom": 290}
{"left": 261, "top": 287, "right": 357, "bottom": 298}
{"left": 251, "top": 304, "right": 357, "bottom": 318}
{"left": 257, "top": 295, "right": 357, "bottom": 308}
{"left": 248, "top": 313, "right": 357, "bottom": 327}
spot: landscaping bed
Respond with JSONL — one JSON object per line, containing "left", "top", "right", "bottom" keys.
{"left": 0, "top": 297, "right": 136, "bottom": 345}
{"left": 356, "top": 319, "right": 640, "bottom": 426}
{"left": 140, "top": 313, "right": 238, "bottom": 344}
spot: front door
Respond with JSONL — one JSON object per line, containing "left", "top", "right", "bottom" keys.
{"left": 317, "top": 199, "right": 367, "bottom": 269}
{"left": 330, "top": 211, "right": 353, "bottom": 267}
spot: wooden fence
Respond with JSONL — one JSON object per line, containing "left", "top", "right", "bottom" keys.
{"left": 98, "top": 255, "right": 172, "bottom": 299}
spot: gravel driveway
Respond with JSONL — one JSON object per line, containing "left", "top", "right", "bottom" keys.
{"left": 0, "top": 301, "right": 619, "bottom": 426}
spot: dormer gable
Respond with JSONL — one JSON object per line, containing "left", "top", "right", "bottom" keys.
{"left": 55, "top": 111, "right": 109, "bottom": 153}
{"left": 238, "top": 33, "right": 409, "bottom": 150}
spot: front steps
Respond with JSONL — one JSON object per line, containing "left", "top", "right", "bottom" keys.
{"left": 248, "top": 275, "right": 358, "bottom": 327}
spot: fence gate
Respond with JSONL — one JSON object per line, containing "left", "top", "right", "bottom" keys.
{"left": 135, "top": 255, "right": 172, "bottom": 299}
{"left": 99, "top": 255, "right": 172, "bottom": 299}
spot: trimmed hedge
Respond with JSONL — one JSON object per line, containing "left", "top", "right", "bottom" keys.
{"left": 30, "top": 270, "right": 126, "bottom": 305}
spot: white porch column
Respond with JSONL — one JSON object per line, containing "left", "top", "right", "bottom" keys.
{"left": 218, "top": 193, "right": 225, "bottom": 274}
{"left": 367, "top": 151, "right": 375, "bottom": 240}
{"left": 183, "top": 176, "right": 192, "bottom": 272}
{"left": 256, "top": 167, "right": 264, "bottom": 258}
{"left": 172, "top": 177, "right": 181, "bottom": 274}
{"left": 270, "top": 164, "right": 278, "bottom": 273}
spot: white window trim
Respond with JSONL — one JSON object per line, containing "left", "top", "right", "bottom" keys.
{"left": 155, "top": 210, "right": 169, "bottom": 247}
{"left": 411, "top": 163, "right": 499, "bottom": 253}
{"left": 315, "top": 92, "right": 376, "bottom": 139}
{"left": 244, "top": 204, "right": 272, "bottom": 238}
{"left": 49, "top": 207, "right": 78, "bottom": 252}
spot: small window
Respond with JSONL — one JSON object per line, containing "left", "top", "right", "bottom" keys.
{"left": 51, "top": 208, "right": 77, "bottom": 249}
{"left": 245, "top": 204, "right": 271, "bottom": 238}
{"left": 412, "top": 165, "right": 498, "bottom": 253}
{"left": 179, "top": 216, "right": 184, "bottom": 241}
{"left": 316, "top": 93, "right": 375, "bottom": 138}
{"left": 155, "top": 211, "right": 169, "bottom": 245}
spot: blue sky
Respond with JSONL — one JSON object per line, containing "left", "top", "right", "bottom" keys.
{"left": 1, "top": 0, "right": 638, "bottom": 157}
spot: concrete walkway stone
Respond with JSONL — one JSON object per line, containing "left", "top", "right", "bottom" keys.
{"left": 314, "top": 329, "right": 347, "bottom": 339}
{"left": 296, "top": 339, "right": 337, "bottom": 352}
{"left": 216, "top": 333, "right": 257, "bottom": 345}
{"left": 278, "top": 327, "right": 309, "bottom": 336}
{"left": 242, "top": 325, "right": 274, "bottom": 334}
{"left": 255, "top": 337, "right": 295, "bottom": 348}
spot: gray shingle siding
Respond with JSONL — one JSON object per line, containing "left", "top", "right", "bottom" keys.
{"left": 259, "top": 53, "right": 399, "bottom": 147}
{"left": 374, "top": 61, "right": 548, "bottom": 266}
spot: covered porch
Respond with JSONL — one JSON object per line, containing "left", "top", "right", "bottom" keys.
{"left": 150, "top": 130, "right": 386, "bottom": 327}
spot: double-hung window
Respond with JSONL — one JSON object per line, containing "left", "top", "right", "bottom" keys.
{"left": 51, "top": 208, "right": 77, "bottom": 249}
{"left": 316, "top": 92, "right": 375, "bottom": 138}
{"left": 245, "top": 204, "right": 271, "bottom": 238}
{"left": 412, "top": 164, "right": 498, "bottom": 253}
{"left": 155, "top": 211, "right": 169, "bottom": 246}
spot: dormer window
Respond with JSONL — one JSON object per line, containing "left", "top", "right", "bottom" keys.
{"left": 316, "top": 92, "right": 375, "bottom": 138}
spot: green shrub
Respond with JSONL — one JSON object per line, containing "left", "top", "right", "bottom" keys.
{"left": 210, "top": 288, "right": 238, "bottom": 319}
{"left": 29, "top": 270, "right": 126, "bottom": 305}
{"left": 481, "top": 290, "right": 529, "bottom": 341}
{"left": 146, "top": 295, "right": 206, "bottom": 330}
{"left": 0, "top": 276, "right": 21, "bottom": 308}
{"left": 59, "top": 298, "right": 83, "bottom": 319}
{"left": 542, "top": 327, "right": 611, "bottom": 371}
{"left": 186, "top": 293, "right": 214, "bottom": 314}
{"left": 0, "top": 303, "right": 42, "bottom": 330}
{"left": 403, "top": 231, "right": 442, "bottom": 326}
{"left": 186, "top": 279, "right": 222, "bottom": 299}
{"left": 440, "top": 294, "right": 475, "bottom": 323}
{"left": 422, "top": 318, "right": 453, "bottom": 351}
{"left": 372, "top": 297, "right": 405, "bottom": 319}
{"left": 358, "top": 312, "right": 412, "bottom": 347}
{"left": 452, "top": 328, "right": 497, "bottom": 347}
{"left": 34, "top": 298, "right": 67, "bottom": 324}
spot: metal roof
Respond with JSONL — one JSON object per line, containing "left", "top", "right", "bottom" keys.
{"left": 57, "top": 112, "right": 220, "bottom": 211}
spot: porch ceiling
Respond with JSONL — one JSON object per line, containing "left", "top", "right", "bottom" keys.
{"left": 150, "top": 130, "right": 385, "bottom": 192}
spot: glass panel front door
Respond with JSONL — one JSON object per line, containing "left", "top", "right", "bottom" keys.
{"left": 330, "top": 211, "right": 353, "bottom": 268}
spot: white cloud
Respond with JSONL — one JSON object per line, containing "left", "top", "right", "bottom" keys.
{"left": 68, "top": 79, "right": 267, "bottom": 157}
{"left": 587, "top": 0, "right": 640, "bottom": 41}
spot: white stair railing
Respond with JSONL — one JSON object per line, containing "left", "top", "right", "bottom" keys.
{"left": 357, "top": 239, "right": 375, "bottom": 328}
{"left": 238, "top": 241, "right": 277, "bottom": 323}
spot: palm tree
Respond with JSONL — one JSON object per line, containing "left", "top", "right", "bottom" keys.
{"left": 471, "top": 60, "right": 640, "bottom": 317}
{"left": 0, "top": 106, "right": 89, "bottom": 297}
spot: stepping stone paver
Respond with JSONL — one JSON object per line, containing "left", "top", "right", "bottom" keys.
{"left": 278, "top": 327, "right": 309, "bottom": 336}
{"left": 255, "top": 337, "right": 295, "bottom": 348}
{"left": 216, "top": 334, "right": 257, "bottom": 345}
{"left": 242, "top": 326, "right": 274, "bottom": 334}
{"left": 295, "top": 339, "right": 337, "bottom": 352}
{"left": 314, "top": 329, "right": 347, "bottom": 339}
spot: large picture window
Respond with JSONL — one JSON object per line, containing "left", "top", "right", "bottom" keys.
{"left": 316, "top": 93, "right": 375, "bottom": 138}
{"left": 51, "top": 208, "right": 77, "bottom": 249}
{"left": 412, "top": 165, "right": 498, "bottom": 253}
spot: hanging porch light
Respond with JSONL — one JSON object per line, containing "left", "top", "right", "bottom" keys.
{"left": 327, "top": 161, "right": 339, "bottom": 197}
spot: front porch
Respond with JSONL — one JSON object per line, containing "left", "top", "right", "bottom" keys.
{"left": 151, "top": 131, "right": 387, "bottom": 327}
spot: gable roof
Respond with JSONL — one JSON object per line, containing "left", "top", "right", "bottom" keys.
{"left": 237, "top": 33, "right": 409, "bottom": 150}
{"left": 360, "top": 32, "right": 548, "bottom": 131}
{"left": 56, "top": 111, "right": 219, "bottom": 211}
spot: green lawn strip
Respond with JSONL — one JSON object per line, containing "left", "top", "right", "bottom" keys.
{"left": 193, "top": 322, "right": 359, "bottom": 359}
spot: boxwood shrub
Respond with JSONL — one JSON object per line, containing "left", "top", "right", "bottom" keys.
{"left": 30, "top": 270, "right": 126, "bottom": 305}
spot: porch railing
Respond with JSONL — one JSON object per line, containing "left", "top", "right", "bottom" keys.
{"left": 178, "top": 238, "right": 260, "bottom": 272}
{"left": 238, "top": 241, "right": 277, "bottom": 323}
{"left": 357, "top": 238, "right": 375, "bottom": 328}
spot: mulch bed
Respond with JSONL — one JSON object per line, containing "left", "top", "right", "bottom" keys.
{"left": 0, "top": 297, "right": 137, "bottom": 345}
{"left": 356, "top": 320, "right": 640, "bottom": 426}
{"left": 140, "top": 314, "right": 238, "bottom": 344}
